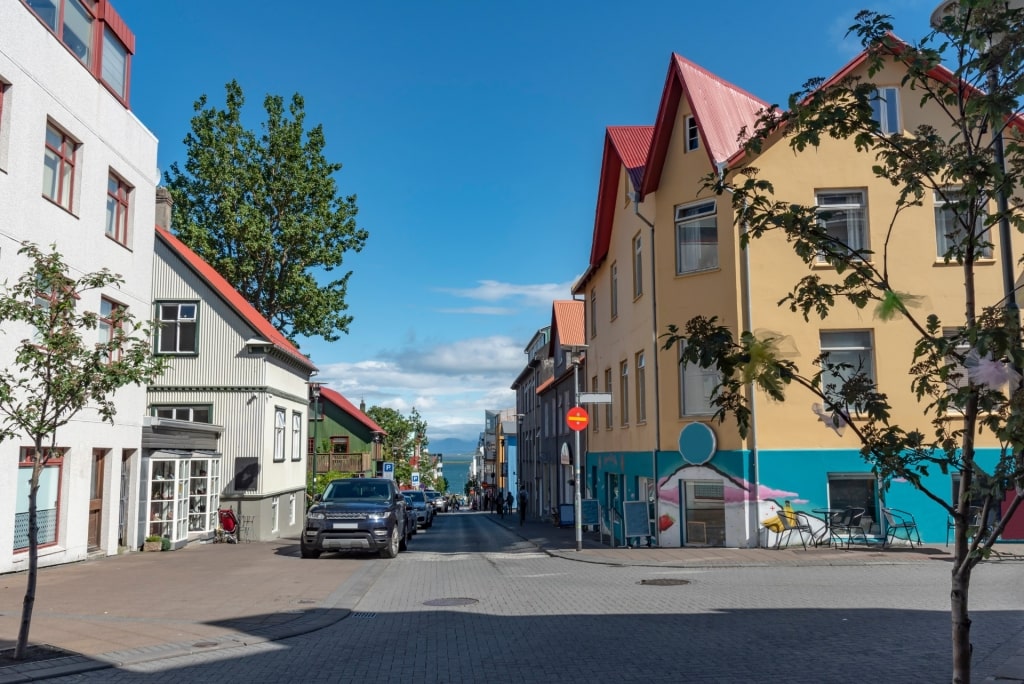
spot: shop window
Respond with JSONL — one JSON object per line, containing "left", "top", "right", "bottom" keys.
{"left": 827, "top": 474, "right": 879, "bottom": 534}
{"left": 14, "top": 447, "right": 65, "bottom": 551}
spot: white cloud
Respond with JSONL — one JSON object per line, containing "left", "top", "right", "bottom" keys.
{"left": 437, "top": 279, "right": 577, "bottom": 307}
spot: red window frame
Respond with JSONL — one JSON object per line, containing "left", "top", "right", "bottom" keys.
{"left": 15, "top": 447, "right": 66, "bottom": 553}
{"left": 44, "top": 123, "right": 76, "bottom": 210}
{"left": 105, "top": 173, "right": 130, "bottom": 245}
{"left": 99, "top": 297, "right": 124, "bottom": 362}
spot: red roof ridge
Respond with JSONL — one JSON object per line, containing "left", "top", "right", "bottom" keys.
{"left": 154, "top": 225, "right": 316, "bottom": 372}
{"left": 317, "top": 385, "right": 386, "bottom": 434}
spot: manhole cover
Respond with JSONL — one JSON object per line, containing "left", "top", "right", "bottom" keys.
{"left": 297, "top": 600, "right": 318, "bottom": 605}
{"left": 638, "top": 578, "right": 691, "bottom": 586}
{"left": 192, "top": 641, "right": 219, "bottom": 648}
{"left": 423, "top": 597, "right": 479, "bottom": 607}
{"left": 351, "top": 612, "right": 376, "bottom": 619}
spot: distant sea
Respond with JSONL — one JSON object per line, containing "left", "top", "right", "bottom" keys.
{"left": 441, "top": 452, "right": 474, "bottom": 495}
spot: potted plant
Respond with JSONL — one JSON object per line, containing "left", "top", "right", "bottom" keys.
{"left": 143, "top": 535, "right": 162, "bottom": 552}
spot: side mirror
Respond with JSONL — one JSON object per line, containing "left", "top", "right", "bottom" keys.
{"left": 313, "top": 493, "right": 322, "bottom": 502}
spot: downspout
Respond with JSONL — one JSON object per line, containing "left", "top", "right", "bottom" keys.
{"left": 717, "top": 161, "right": 761, "bottom": 548}
{"left": 632, "top": 191, "right": 661, "bottom": 545}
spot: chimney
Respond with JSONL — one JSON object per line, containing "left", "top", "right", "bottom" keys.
{"left": 155, "top": 187, "right": 173, "bottom": 231}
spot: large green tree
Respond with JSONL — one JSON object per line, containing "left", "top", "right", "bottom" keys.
{"left": 165, "top": 80, "right": 368, "bottom": 343}
{"left": 0, "top": 244, "right": 165, "bottom": 660}
{"left": 665, "top": 4, "right": 1023, "bottom": 682}
{"left": 364, "top": 406, "right": 428, "bottom": 488}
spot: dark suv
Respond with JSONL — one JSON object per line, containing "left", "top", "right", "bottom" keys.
{"left": 301, "top": 478, "right": 407, "bottom": 559}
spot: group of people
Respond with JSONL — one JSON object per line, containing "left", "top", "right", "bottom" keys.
{"left": 475, "top": 486, "right": 530, "bottom": 526}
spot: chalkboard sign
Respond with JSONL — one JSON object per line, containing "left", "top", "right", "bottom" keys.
{"left": 623, "top": 500, "right": 651, "bottom": 539}
{"left": 558, "top": 503, "right": 575, "bottom": 528}
{"left": 581, "top": 499, "right": 599, "bottom": 526}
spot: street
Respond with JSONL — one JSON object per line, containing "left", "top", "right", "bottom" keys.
{"left": 47, "top": 512, "right": 1024, "bottom": 683}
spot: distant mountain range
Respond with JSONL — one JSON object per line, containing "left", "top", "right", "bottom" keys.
{"left": 427, "top": 437, "right": 477, "bottom": 457}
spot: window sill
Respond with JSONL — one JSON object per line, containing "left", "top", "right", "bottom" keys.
{"left": 933, "top": 258, "right": 995, "bottom": 266}
{"left": 42, "top": 194, "right": 77, "bottom": 217}
{"left": 675, "top": 267, "right": 720, "bottom": 278}
{"left": 105, "top": 233, "right": 133, "bottom": 251}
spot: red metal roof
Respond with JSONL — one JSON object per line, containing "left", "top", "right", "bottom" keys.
{"left": 317, "top": 386, "right": 386, "bottom": 435}
{"left": 536, "top": 376, "right": 554, "bottom": 394}
{"left": 641, "top": 54, "right": 768, "bottom": 197}
{"left": 154, "top": 225, "right": 316, "bottom": 372}
{"left": 550, "top": 299, "right": 585, "bottom": 350}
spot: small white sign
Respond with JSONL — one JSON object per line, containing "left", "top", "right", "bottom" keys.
{"left": 382, "top": 462, "right": 395, "bottom": 480}
{"left": 411, "top": 471, "right": 420, "bottom": 487}
{"left": 578, "top": 392, "right": 613, "bottom": 404}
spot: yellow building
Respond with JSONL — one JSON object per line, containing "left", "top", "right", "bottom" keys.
{"left": 576, "top": 47, "right": 1018, "bottom": 547}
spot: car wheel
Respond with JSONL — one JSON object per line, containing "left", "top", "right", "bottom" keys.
{"left": 380, "top": 525, "right": 400, "bottom": 558}
{"left": 300, "top": 544, "right": 321, "bottom": 559}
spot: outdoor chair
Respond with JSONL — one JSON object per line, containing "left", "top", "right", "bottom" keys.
{"left": 945, "top": 506, "right": 982, "bottom": 546}
{"left": 882, "top": 508, "right": 922, "bottom": 548}
{"left": 775, "top": 510, "right": 814, "bottom": 550}
{"left": 829, "top": 507, "right": 866, "bottom": 549}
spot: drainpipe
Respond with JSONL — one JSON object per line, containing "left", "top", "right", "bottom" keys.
{"left": 717, "top": 162, "right": 761, "bottom": 548}
{"left": 632, "top": 191, "right": 661, "bottom": 545}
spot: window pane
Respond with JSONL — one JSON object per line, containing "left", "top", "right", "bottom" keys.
{"left": 178, "top": 321, "right": 197, "bottom": 352}
{"left": 192, "top": 407, "right": 211, "bottom": 423}
{"left": 158, "top": 321, "right": 177, "bottom": 352}
{"left": 42, "top": 149, "right": 60, "bottom": 200}
{"left": 26, "top": 0, "right": 58, "bottom": 30}
{"left": 101, "top": 27, "right": 128, "bottom": 97}
{"left": 63, "top": 0, "right": 94, "bottom": 63}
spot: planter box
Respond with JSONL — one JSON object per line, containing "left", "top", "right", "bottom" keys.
{"left": 143, "top": 541, "right": 162, "bottom": 552}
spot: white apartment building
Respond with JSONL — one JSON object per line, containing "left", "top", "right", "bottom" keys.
{"left": 0, "top": 0, "right": 157, "bottom": 572}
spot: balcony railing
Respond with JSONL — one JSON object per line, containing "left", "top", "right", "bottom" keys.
{"left": 313, "top": 452, "right": 371, "bottom": 474}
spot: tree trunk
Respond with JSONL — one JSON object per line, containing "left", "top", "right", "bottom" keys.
{"left": 14, "top": 457, "right": 42, "bottom": 660}
{"left": 951, "top": 557, "right": 972, "bottom": 683}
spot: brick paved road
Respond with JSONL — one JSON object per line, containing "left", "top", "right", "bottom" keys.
{"left": 52, "top": 512, "right": 1024, "bottom": 683}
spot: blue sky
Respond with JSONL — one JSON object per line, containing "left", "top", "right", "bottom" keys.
{"left": 113, "top": 0, "right": 940, "bottom": 444}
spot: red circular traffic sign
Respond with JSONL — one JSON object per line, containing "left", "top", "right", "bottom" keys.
{"left": 566, "top": 406, "right": 589, "bottom": 431}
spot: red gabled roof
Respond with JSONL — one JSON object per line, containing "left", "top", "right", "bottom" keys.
{"left": 154, "top": 225, "right": 316, "bottom": 373}
{"left": 318, "top": 386, "right": 386, "bottom": 435}
{"left": 574, "top": 126, "right": 654, "bottom": 293}
{"left": 549, "top": 299, "right": 585, "bottom": 354}
{"left": 641, "top": 54, "right": 768, "bottom": 196}
{"left": 536, "top": 376, "right": 554, "bottom": 394}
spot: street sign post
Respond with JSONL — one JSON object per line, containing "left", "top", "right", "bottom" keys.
{"left": 566, "top": 406, "right": 589, "bottom": 432}
{"left": 382, "top": 461, "right": 395, "bottom": 480}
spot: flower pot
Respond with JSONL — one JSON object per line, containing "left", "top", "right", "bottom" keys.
{"left": 143, "top": 540, "right": 162, "bottom": 552}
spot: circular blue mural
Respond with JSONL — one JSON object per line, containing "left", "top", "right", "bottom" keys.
{"left": 678, "top": 422, "right": 716, "bottom": 465}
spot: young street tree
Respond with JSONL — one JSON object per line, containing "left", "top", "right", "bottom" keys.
{"left": 365, "top": 406, "right": 429, "bottom": 488}
{"left": 164, "top": 80, "right": 368, "bottom": 343}
{"left": 665, "top": 4, "right": 1022, "bottom": 682}
{"left": 0, "top": 244, "right": 165, "bottom": 660}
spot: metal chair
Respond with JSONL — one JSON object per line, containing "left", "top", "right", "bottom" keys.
{"left": 882, "top": 508, "right": 922, "bottom": 548}
{"left": 945, "top": 506, "right": 982, "bottom": 546}
{"left": 776, "top": 510, "right": 814, "bottom": 550}
{"left": 829, "top": 507, "right": 866, "bottom": 549}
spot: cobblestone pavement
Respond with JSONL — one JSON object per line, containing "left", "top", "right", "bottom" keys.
{"left": 44, "top": 512, "right": 1024, "bottom": 684}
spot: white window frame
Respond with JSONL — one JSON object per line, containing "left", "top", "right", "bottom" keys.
{"left": 632, "top": 232, "right": 643, "bottom": 298}
{"left": 935, "top": 188, "right": 992, "bottom": 260}
{"left": 619, "top": 360, "right": 629, "bottom": 426}
{"left": 273, "top": 407, "right": 286, "bottom": 462}
{"left": 610, "top": 262, "right": 618, "bottom": 319}
{"left": 675, "top": 200, "right": 718, "bottom": 275}
{"left": 819, "top": 330, "right": 875, "bottom": 412}
{"left": 679, "top": 343, "right": 719, "bottom": 416}
{"left": 154, "top": 405, "right": 211, "bottom": 423}
{"left": 635, "top": 351, "right": 646, "bottom": 423}
{"left": 291, "top": 411, "right": 302, "bottom": 462}
{"left": 685, "top": 115, "right": 699, "bottom": 151}
{"left": 815, "top": 190, "right": 868, "bottom": 262}
{"left": 157, "top": 302, "right": 198, "bottom": 354}
{"left": 870, "top": 86, "right": 900, "bottom": 135}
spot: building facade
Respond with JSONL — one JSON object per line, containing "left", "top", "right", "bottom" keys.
{"left": 310, "top": 386, "right": 385, "bottom": 478}
{"left": 577, "top": 49, "right": 1022, "bottom": 547}
{"left": 0, "top": 0, "right": 156, "bottom": 572}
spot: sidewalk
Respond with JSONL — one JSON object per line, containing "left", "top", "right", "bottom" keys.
{"left": 1, "top": 516, "right": 1022, "bottom": 682}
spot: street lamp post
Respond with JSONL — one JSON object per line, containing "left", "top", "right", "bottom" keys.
{"left": 309, "top": 382, "right": 321, "bottom": 496}
{"left": 570, "top": 346, "right": 586, "bottom": 552}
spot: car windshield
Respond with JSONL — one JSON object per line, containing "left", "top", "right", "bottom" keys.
{"left": 405, "top": 491, "right": 426, "bottom": 503}
{"left": 425, "top": 492, "right": 439, "bottom": 501}
{"left": 322, "top": 480, "right": 391, "bottom": 502}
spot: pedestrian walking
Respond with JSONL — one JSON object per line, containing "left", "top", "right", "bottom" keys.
{"left": 497, "top": 489, "right": 505, "bottom": 517}
{"left": 518, "top": 485, "right": 528, "bottom": 526}
{"left": 506, "top": 491, "right": 514, "bottom": 517}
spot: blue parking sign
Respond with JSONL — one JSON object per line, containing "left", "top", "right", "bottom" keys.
{"left": 382, "top": 461, "right": 394, "bottom": 479}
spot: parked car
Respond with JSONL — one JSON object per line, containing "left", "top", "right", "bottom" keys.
{"left": 301, "top": 477, "right": 407, "bottom": 559}
{"left": 425, "top": 489, "right": 446, "bottom": 513}
{"left": 403, "top": 490, "right": 433, "bottom": 529}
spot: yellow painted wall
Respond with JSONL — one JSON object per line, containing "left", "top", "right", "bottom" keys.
{"left": 734, "top": 58, "right": 1010, "bottom": 449}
